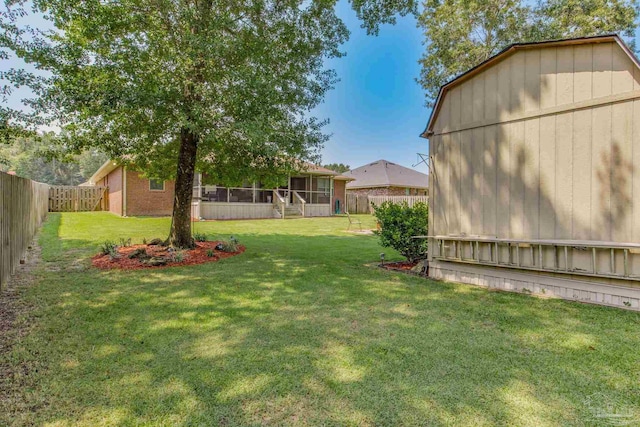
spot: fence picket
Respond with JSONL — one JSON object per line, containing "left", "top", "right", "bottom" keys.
{"left": 48, "top": 186, "right": 108, "bottom": 212}
{"left": 346, "top": 194, "right": 429, "bottom": 214}
{"left": 0, "top": 172, "right": 49, "bottom": 291}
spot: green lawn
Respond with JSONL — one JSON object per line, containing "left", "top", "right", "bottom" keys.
{"left": 3, "top": 212, "right": 640, "bottom": 426}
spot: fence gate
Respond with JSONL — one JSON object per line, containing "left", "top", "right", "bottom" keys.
{"left": 346, "top": 194, "right": 371, "bottom": 214}
{"left": 48, "top": 186, "right": 108, "bottom": 212}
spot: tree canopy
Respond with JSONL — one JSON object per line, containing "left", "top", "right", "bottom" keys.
{"left": 417, "top": 0, "right": 639, "bottom": 104}
{"left": 1, "top": 0, "right": 359, "bottom": 246}
{"left": 323, "top": 162, "right": 351, "bottom": 173}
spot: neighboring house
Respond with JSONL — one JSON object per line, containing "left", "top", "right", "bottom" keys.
{"left": 344, "top": 160, "right": 429, "bottom": 196}
{"left": 87, "top": 161, "right": 175, "bottom": 217}
{"left": 423, "top": 34, "right": 640, "bottom": 310}
{"left": 86, "top": 160, "right": 353, "bottom": 219}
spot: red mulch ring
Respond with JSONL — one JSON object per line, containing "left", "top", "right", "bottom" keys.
{"left": 379, "top": 261, "right": 418, "bottom": 271}
{"left": 91, "top": 241, "right": 245, "bottom": 270}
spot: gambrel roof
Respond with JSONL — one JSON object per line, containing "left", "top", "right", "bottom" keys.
{"left": 421, "top": 34, "right": 640, "bottom": 138}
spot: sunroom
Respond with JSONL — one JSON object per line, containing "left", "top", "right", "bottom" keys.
{"left": 191, "top": 165, "right": 348, "bottom": 220}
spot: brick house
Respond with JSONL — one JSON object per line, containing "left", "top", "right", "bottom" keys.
{"left": 87, "top": 160, "right": 352, "bottom": 218}
{"left": 344, "top": 160, "right": 429, "bottom": 196}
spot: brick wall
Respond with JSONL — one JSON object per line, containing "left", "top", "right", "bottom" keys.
{"left": 347, "top": 186, "right": 427, "bottom": 196}
{"left": 99, "top": 166, "right": 123, "bottom": 216}
{"left": 125, "top": 169, "right": 175, "bottom": 216}
{"left": 333, "top": 180, "right": 347, "bottom": 214}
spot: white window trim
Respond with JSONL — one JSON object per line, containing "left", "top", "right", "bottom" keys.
{"left": 149, "top": 179, "right": 165, "bottom": 191}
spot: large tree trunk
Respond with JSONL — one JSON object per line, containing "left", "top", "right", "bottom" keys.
{"left": 168, "top": 126, "right": 199, "bottom": 248}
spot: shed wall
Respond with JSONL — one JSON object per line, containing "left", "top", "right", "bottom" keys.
{"left": 430, "top": 41, "right": 640, "bottom": 245}
{"left": 428, "top": 41, "right": 640, "bottom": 309}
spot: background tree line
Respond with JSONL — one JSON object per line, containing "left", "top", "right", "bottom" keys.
{"left": 418, "top": 0, "right": 638, "bottom": 104}
{"left": 0, "top": 134, "right": 107, "bottom": 185}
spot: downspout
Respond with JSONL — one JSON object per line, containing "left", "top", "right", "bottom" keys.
{"left": 122, "top": 166, "right": 127, "bottom": 217}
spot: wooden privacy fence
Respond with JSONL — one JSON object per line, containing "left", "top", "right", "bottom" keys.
{"left": 1, "top": 172, "right": 49, "bottom": 290}
{"left": 48, "top": 186, "right": 108, "bottom": 212}
{"left": 347, "top": 194, "right": 429, "bottom": 214}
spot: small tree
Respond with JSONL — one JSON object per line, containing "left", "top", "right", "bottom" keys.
{"left": 372, "top": 201, "right": 428, "bottom": 263}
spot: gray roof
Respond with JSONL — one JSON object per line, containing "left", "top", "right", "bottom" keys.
{"left": 344, "top": 160, "right": 429, "bottom": 190}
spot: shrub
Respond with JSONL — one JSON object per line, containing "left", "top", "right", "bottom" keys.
{"left": 219, "top": 238, "right": 239, "bottom": 253}
{"left": 206, "top": 249, "right": 215, "bottom": 257}
{"left": 172, "top": 251, "right": 186, "bottom": 263}
{"left": 100, "top": 240, "right": 119, "bottom": 258}
{"left": 372, "top": 201, "right": 428, "bottom": 263}
{"left": 193, "top": 232, "right": 208, "bottom": 242}
{"left": 119, "top": 237, "right": 132, "bottom": 247}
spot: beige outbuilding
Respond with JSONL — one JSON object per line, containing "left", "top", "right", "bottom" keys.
{"left": 422, "top": 34, "right": 640, "bottom": 310}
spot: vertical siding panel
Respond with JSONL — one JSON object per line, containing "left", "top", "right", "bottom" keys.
{"left": 460, "top": 130, "right": 472, "bottom": 234}
{"left": 592, "top": 43, "right": 612, "bottom": 98}
{"left": 572, "top": 109, "right": 592, "bottom": 239}
{"left": 437, "top": 97, "right": 451, "bottom": 134}
{"left": 471, "top": 127, "right": 484, "bottom": 234}
{"left": 449, "top": 132, "right": 461, "bottom": 234}
{"left": 556, "top": 46, "right": 574, "bottom": 106}
{"left": 573, "top": 44, "right": 593, "bottom": 102}
{"left": 524, "top": 49, "right": 541, "bottom": 112}
{"left": 524, "top": 118, "right": 540, "bottom": 239}
{"left": 591, "top": 105, "right": 611, "bottom": 241}
{"left": 633, "top": 100, "right": 640, "bottom": 243}
{"left": 611, "top": 101, "right": 633, "bottom": 243}
{"left": 634, "top": 67, "right": 640, "bottom": 91}
{"left": 555, "top": 112, "right": 573, "bottom": 239}
{"left": 497, "top": 58, "right": 511, "bottom": 120}
{"left": 461, "top": 81, "right": 474, "bottom": 126}
{"left": 430, "top": 135, "right": 439, "bottom": 237}
{"left": 441, "top": 133, "right": 451, "bottom": 235}
{"left": 612, "top": 45, "right": 634, "bottom": 95}
{"left": 539, "top": 115, "right": 556, "bottom": 239}
{"left": 484, "top": 67, "right": 498, "bottom": 120}
{"left": 473, "top": 74, "right": 484, "bottom": 122}
{"left": 509, "top": 121, "right": 525, "bottom": 238}
{"left": 510, "top": 52, "right": 525, "bottom": 117}
{"left": 450, "top": 86, "right": 462, "bottom": 128}
{"left": 540, "top": 47, "right": 557, "bottom": 109}
{"left": 497, "top": 124, "right": 510, "bottom": 238}
{"left": 483, "top": 125, "right": 498, "bottom": 236}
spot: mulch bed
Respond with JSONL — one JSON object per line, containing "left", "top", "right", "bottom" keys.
{"left": 91, "top": 241, "right": 245, "bottom": 270}
{"left": 379, "top": 261, "right": 418, "bottom": 271}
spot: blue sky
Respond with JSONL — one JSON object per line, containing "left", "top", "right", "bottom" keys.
{"left": 313, "top": 1, "right": 430, "bottom": 174}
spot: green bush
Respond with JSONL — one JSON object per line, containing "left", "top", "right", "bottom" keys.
{"left": 219, "top": 237, "right": 239, "bottom": 253}
{"left": 193, "top": 232, "right": 208, "bottom": 242}
{"left": 372, "top": 201, "right": 428, "bottom": 262}
{"left": 99, "top": 240, "right": 119, "bottom": 258}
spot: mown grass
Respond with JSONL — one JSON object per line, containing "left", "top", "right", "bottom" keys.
{"left": 2, "top": 212, "right": 640, "bottom": 426}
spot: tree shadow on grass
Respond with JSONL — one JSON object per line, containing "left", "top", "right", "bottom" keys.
{"left": 13, "top": 215, "right": 640, "bottom": 426}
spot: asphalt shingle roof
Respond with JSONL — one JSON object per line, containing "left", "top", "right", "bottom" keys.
{"left": 344, "top": 160, "right": 429, "bottom": 190}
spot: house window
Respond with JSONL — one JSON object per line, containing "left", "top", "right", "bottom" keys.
{"left": 149, "top": 179, "right": 165, "bottom": 191}
{"left": 317, "top": 178, "right": 330, "bottom": 194}
{"left": 405, "top": 188, "right": 410, "bottom": 195}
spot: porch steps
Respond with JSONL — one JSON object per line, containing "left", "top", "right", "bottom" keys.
{"left": 274, "top": 207, "right": 304, "bottom": 218}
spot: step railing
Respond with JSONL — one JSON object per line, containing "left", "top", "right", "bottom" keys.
{"left": 292, "top": 191, "right": 306, "bottom": 217}
{"left": 272, "top": 190, "right": 286, "bottom": 219}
